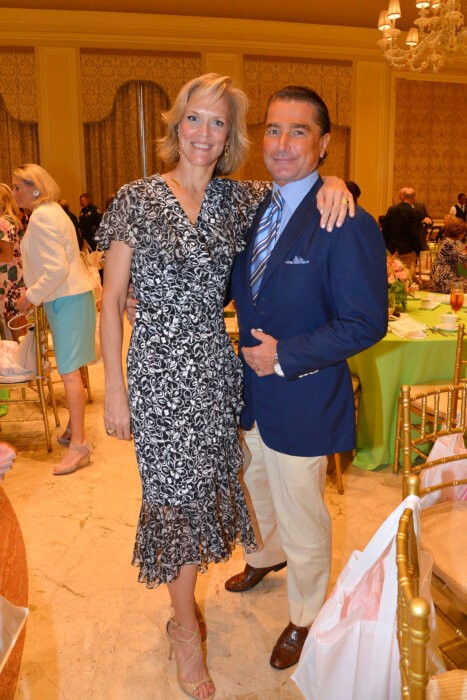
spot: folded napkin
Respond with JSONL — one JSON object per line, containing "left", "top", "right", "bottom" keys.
{"left": 419, "top": 300, "right": 440, "bottom": 310}
{"left": 390, "top": 316, "right": 427, "bottom": 339}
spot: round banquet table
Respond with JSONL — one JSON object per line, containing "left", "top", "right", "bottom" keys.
{"left": 347, "top": 297, "right": 465, "bottom": 470}
{"left": 0, "top": 487, "right": 28, "bottom": 699}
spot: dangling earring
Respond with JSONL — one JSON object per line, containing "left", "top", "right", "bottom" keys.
{"left": 223, "top": 143, "right": 230, "bottom": 167}
{"left": 33, "top": 189, "right": 40, "bottom": 197}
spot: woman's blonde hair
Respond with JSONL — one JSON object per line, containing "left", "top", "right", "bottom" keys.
{"left": 0, "top": 183, "right": 22, "bottom": 231}
{"left": 444, "top": 214, "right": 467, "bottom": 240}
{"left": 13, "top": 163, "right": 60, "bottom": 205}
{"left": 158, "top": 73, "right": 250, "bottom": 176}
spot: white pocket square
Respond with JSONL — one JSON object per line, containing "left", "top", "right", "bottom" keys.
{"left": 285, "top": 256, "right": 309, "bottom": 265}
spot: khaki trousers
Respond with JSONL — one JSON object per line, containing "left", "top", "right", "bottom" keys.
{"left": 242, "top": 424, "right": 331, "bottom": 627}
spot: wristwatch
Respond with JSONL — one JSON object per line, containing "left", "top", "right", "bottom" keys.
{"left": 274, "top": 353, "right": 285, "bottom": 377}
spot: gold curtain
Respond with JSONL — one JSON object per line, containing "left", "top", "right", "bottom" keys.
{"left": 83, "top": 81, "right": 170, "bottom": 209}
{"left": 0, "top": 95, "right": 39, "bottom": 184}
{"left": 244, "top": 123, "right": 350, "bottom": 182}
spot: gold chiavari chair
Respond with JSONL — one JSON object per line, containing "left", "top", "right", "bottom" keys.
{"left": 396, "top": 481, "right": 467, "bottom": 699}
{"left": 414, "top": 251, "right": 433, "bottom": 290}
{"left": 393, "top": 323, "right": 466, "bottom": 473}
{"left": 333, "top": 374, "right": 360, "bottom": 494}
{"left": 0, "top": 305, "right": 60, "bottom": 451}
{"left": 399, "top": 384, "right": 467, "bottom": 670}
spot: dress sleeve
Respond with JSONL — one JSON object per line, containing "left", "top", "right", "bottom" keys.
{"left": 0, "top": 216, "right": 15, "bottom": 243}
{"left": 95, "top": 183, "right": 139, "bottom": 250}
{"left": 227, "top": 180, "right": 270, "bottom": 251}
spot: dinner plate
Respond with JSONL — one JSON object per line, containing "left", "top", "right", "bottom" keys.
{"left": 433, "top": 324, "right": 458, "bottom": 333}
{"left": 419, "top": 301, "right": 440, "bottom": 310}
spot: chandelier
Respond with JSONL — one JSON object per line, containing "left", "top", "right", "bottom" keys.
{"left": 377, "top": 0, "right": 467, "bottom": 72}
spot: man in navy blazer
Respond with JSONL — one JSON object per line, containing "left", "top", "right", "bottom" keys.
{"left": 224, "top": 86, "right": 388, "bottom": 669}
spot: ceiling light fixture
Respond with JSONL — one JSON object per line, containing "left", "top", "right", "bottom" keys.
{"left": 377, "top": 0, "right": 467, "bottom": 72}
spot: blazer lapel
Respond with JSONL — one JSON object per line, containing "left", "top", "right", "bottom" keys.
{"left": 256, "top": 178, "right": 322, "bottom": 297}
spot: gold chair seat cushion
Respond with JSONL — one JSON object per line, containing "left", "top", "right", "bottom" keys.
{"left": 427, "top": 669, "right": 467, "bottom": 699}
{"left": 410, "top": 380, "right": 459, "bottom": 418}
{"left": 420, "top": 501, "right": 467, "bottom": 607}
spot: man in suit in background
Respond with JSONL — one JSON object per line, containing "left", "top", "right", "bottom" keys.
{"left": 225, "top": 86, "right": 388, "bottom": 669}
{"left": 450, "top": 192, "right": 467, "bottom": 221}
{"left": 78, "top": 192, "right": 102, "bottom": 251}
{"left": 382, "top": 187, "right": 429, "bottom": 271}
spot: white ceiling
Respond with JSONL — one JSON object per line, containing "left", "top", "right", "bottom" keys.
{"left": 3, "top": 0, "right": 422, "bottom": 32}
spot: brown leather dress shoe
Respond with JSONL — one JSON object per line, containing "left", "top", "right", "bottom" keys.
{"left": 224, "top": 562, "right": 287, "bottom": 592}
{"left": 270, "top": 621, "right": 309, "bottom": 670}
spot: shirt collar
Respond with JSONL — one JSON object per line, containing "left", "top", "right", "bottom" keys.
{"left": 272, "top": 171, "right": 319, "bottom": 215}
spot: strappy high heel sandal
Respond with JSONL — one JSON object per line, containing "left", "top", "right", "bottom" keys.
{"left": 53, "top": 443, "right": 92, "bottom": 476}
{"left": 166, "top": 617, "right": 215, "bottom": 700}
{"left": 170, "top": 603, "right": 207, "bottom": 642}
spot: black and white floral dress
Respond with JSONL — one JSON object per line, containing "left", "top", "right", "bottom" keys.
{"left": 432, "top": 238, "right": 467, "bottom": 293}
{"left": 97, "top": 175, "right": 269, "bottom": 587}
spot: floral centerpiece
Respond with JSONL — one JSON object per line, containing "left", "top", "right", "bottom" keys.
{"left": 387, "top": 254, "right": 411, "bottom": 311}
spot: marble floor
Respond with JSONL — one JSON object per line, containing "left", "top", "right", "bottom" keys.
{"left": 1, "top": 322, "right": 406, "bottom": 699}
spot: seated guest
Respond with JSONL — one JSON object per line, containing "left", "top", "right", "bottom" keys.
{"left": 432, "top": 215, "right": 467, "bottom": 293}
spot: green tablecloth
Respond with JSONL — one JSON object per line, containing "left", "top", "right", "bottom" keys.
{"left": 347, "top": 298, "right": 463, "bottom": 470}
{"left": 0, "top": 390, "right": 9, "bottom": 417}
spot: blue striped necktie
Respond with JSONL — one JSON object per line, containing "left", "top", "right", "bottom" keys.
{"left": 250, "top": 190, "right": 284, "bottom": 301}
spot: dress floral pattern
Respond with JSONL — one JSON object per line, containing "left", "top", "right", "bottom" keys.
{"left": 97, "top": 175, "right": 269, "bottom": 587}
{"left": 0, "top": 215, "right": 25, "bottom": 315}
{"left": 432, "top": 238, "right": 467, "bottom": 293}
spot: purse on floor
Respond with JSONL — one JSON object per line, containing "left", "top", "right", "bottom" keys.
{"left": 292, "top": 495, "right": 442, "bottom": 700}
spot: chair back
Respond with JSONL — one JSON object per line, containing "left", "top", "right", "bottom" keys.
{"left": 33, "top": 305, "right": 51, "bottom": 380}
{"left": 0, "top": 304, "right": 59, "bottom": 452}
{"left": 400, "top": 384, "right": 467, "bottom": 494}
{"left": 452, "top": 322, "right": 466, "bottom": 385}
{"left": 400, "top": 383, "right": 467, "bottom": 491}
{"left": 396, "top": 493, "right": 430, "bottom": 700}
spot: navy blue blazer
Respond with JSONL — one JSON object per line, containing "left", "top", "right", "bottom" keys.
{"left": 231, "top": 177, "right": 388, "bottom": 457}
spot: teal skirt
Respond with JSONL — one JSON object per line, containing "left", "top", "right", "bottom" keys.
{"left": 44, "top": 291, "right": 96, "bottom": 374}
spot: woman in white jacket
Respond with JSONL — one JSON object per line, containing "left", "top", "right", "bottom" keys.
{"left": 13, "top": 164, "right": 96, "bottom": 475}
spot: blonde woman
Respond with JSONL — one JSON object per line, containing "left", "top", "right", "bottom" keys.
{"left": 432, "top": 214, "right": 467, "bottom": 293}
{"left": 0, "top": 183, "right": 25, "bottom": 341}
{"left": 13, "top": 164, "right": 96, "bottom": 475}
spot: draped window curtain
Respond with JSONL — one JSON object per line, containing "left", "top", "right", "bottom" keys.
{"left": 83, "top": 81, "right": 170, "bottom": 209}
{"left": 0, "top": 95, "right": 39, "bottom": 185}
{"left": 244, "top": 123, "right": 350, "bottom": 183}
